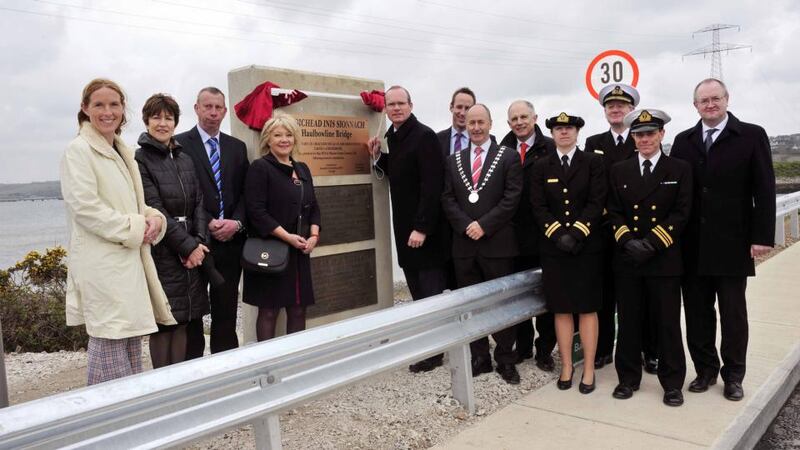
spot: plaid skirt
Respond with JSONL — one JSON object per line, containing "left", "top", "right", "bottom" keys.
{"left": 87, "top": 336, "right": 143, "bottom": 385}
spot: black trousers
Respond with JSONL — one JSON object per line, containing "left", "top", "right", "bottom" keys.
{"left": 682, "top": 274, "right": 748, "bottom": 383}
{"left": 454, "top": 255, "right": 517, "bottom": 365}
{"left": 403, "top": 266, "right": 447, "bottom": 363}
{"left": 597, "top": 253, "right": 617, "bottom": 358}
{"left": 597, "top": 247, "right": 657, "bottom": 360}
{"left": 186, "top": 235, "right": 244, "bottom": 359}
{"left": 513, "top": 254, "right": 555, "bottom": 359}
{"left": 615, "top": 274, "right": 686, "bottom": 391}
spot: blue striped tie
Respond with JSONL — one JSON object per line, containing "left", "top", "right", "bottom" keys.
{"left": 208, "top": 137, "right": 224, "bottom": 219}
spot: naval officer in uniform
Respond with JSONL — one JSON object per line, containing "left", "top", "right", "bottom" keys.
{"left": 584, "top": 84, "right": 660, "bottom": 373}
{"left": 607, "top": 109, "right": 692, "bottom": 407}
{"left": 530, "top": 112, "right": 606, "bottom": 393}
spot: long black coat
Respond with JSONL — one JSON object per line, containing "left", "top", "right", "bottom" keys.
{"left": 377, "top": 114, "right": 448, "bottom": 269}
{"left": 607, "top": 154, "right": 693, "bottom": 276}
{"left": 243, "top": 154, "right": 321, "bottom": 308}
{"left": 499, "top": 125, "right": 556, "bottom": 256}
{"left": 441, "top": 142, "right": 522, "bottom": 259}
{"left": 670, "top": 113, "right": 776, "bottom": 276}
{"left": 135, "top": 133, "right": 210, "bottom": 323}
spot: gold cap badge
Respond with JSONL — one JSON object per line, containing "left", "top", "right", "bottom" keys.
{"left": 639, "top": 110, "right": 652, "bottom": 122}
{"left": 557, "top": 112, "right": 569, "bottom": 123}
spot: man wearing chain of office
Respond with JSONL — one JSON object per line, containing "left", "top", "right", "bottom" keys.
{"left": 441, "top": 103, "right": 523, "bottom": 384}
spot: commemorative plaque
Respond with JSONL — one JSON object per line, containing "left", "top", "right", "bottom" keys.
{"left": 307, "top": 249, "right": 378, "bottom": 318}
{"left": 314, "top": 184, "right": 374, "bottom": 246}
{"left": 295, "top": 114, "right": 371, "bottom": 176}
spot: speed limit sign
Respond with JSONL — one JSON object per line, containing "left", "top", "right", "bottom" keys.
{"left": 585, "top": 49, "right": 640, "bottom": 100}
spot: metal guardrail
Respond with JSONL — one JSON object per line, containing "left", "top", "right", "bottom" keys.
{"left": 776, "top": 191, "right": 800, "bottom": 246}
{"left": 0, "top": 270, "right": 544, "bottom": 450}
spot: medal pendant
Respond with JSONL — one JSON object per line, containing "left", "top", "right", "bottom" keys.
{"left": 468, "top": 191, "right": 479, "bottom": 203}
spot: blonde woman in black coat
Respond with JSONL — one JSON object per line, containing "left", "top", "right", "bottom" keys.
{"left": 244, "top": 113, "right": 321, "bottom": 341}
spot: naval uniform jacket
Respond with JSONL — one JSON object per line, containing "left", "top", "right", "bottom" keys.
{"left": 585, "top": 130, "right": 637, "bottom": 174}
{"left": 376, "top": 114, "right": 448, "bottom": 269}
{"left": 607, "top": 154, "right": 693, "bottom": 276}
{"left": 530, "top": 149, "right": 607, "bottom": 256}
{"left": 499, "top": 125, "right": 556, "bottom": 256}
{"left": 669, "top": 113, "right": 776, "bottom": 276}
{"left": 441, "top": 142, "right": 522, "bottom": 259}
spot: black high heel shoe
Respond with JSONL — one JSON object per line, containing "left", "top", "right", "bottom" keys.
{"left": 557, "top": 366, "right": 574, "bottom": 390}
{"left": 579, "top": 372, "right": 596, "bottom": 394}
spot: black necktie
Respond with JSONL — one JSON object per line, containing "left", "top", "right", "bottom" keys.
{"left": 642, "top": 159, "right": 652, "bottom": 180}
{"left": 616, "top": 135, "right": 624, "bottom": 146}
{"left": 561, "top": 154, "right": 569, "bottom": 173}
{"left": 704, "top": 128, "right": 717, "bottom": 153}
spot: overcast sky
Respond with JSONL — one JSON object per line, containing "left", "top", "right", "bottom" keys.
{"left": 2, "top": 0, "right": 798, "bottom": 183}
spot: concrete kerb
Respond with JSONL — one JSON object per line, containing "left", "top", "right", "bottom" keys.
{"left": 711, "top": 341, "right": 800, "bottom": 450}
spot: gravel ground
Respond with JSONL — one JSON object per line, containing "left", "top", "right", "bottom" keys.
{"left": 3, "top": 221, "right": 798, "bottom": 448}
{"left": 756, "top": 381, "right": 800, "bottom": 449}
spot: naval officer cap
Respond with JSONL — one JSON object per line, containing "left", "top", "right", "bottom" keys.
{"left": 598, "top": 84, "right": 640, "bottom": 107}
{"left": 624, "top": 108, "right": 671, "bottom": 132}
{"left": 545, "top": 112, "right": 585, "bottom": 129}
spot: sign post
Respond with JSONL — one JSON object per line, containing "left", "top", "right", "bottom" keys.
{"left": 585, "top": 49, "right": 640, "bottom": 100}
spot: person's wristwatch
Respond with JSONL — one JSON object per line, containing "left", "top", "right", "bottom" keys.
{"left": 235, "top": 220, "right": 244, "bottom": 233}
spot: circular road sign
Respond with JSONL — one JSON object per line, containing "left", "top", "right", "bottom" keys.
{"left": 585, "top": 49, "right": 640, "bottom": 100}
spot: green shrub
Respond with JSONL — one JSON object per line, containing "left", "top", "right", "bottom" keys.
{"left": 0, "top": 247, "right": 88, "bottom": 352}
{"left": 774, "top": 161, "right": 800, "bottom": 179}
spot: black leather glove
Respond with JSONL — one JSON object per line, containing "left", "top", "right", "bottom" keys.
{"left": 624, "top": 239, "right": 656, "bottom": 265}
{"left": 556, "top": 234, "right": 577, "bottom": 254}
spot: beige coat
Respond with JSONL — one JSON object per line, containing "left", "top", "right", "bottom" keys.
{"left": 60, "top": 123, "right": 176, "bottom": 339}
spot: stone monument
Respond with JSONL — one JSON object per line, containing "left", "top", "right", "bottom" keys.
{"left": 228, "top": 65, "right": 392, "bottom": 343}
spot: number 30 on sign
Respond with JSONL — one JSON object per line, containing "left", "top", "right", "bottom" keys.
{"left": 585, "top": 49, "right": 640, "bottom": 100}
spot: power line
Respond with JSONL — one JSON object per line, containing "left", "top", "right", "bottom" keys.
{"left": 1, "top": 3, "right": 578, "bottom": 70}
{"left": 235, "top": 0, "right": 664, "bottom": 50}
{"left": 683, "top": 24, "right": 751, "bottom": 80}
{"left": 152, "top": 0, "right": 588, "bottom": 61}
{"left": 420, "top": 0, "right": 687, "bottom": 39}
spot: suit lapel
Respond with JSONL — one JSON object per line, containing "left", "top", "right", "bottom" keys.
{"left": 635, "top": 156, "right": 668, "bottom": 202}
{"left": 477, "top": 143, "right": 499, "bottom": 187}
{"left": 188, "top": 127, "right": 215, "bottom": 183}
{"left": 564, "top": 148, "right": 582, "bottom": 183}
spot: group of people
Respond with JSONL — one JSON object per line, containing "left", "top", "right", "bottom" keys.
{"left": 368, "top": 78, "right": 775, "bottom": 408}
{"left": 60, "top": 76, "right": 775, "bottom": 409}
{"left": 60, "top": 79, "right": 319, "bottom": 385}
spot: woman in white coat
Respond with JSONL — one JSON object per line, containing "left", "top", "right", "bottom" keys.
{"left": 60, "top": 78, "right": 176, "bottom": 385}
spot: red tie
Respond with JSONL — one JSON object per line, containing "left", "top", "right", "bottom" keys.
{"left": 472, "top": 146, "right": 483, "bottom": 188}
{"left": 519, "top": 142, "right": 528, "bottom": 164}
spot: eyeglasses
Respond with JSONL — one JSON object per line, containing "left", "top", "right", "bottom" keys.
{"left": 696, "top": 96, "right": 726, "bottom": 106}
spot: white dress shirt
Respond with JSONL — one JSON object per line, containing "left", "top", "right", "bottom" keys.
{"left": 702, "top": 113, "right": 729, "bottom": 144}
{"left": 638, "top": 150, "right": 662, "bottom": 175}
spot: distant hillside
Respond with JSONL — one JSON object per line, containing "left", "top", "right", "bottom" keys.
{"left": 0, "top": 181, "right": 61, "bottom": 202}
{"left": 771, "top": 133, "right": 800, "bottom": 153}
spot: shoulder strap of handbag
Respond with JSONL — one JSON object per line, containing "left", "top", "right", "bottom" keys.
{"left": 296, "top": 166, "right": 304, "bottom": 234}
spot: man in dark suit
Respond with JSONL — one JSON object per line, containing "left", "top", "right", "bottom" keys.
{"left": 607, "top": 108, "right": 692, "bottom": 407}
{"left": 437, "top": 87, "right": 477, "bottom": 292}
{"left": 367, "top": 86, "right": 449, "bottom": 373}
{"left": 437, "top": 87, "right": 476, "bottom": 161}
{"left": 584, "top": 84, "right": 657, "bottom": 373}
{"left": 498, "top": 100, "right": 556, "bottom": 372}
{"left": 441, "top": 104, "right": 523, "bottom": 384}
{"left": 670, "top": 78, "right": 775, "bottom": 401}
{"left": 175, "top": 87, "right": 249, "bottom": 357}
